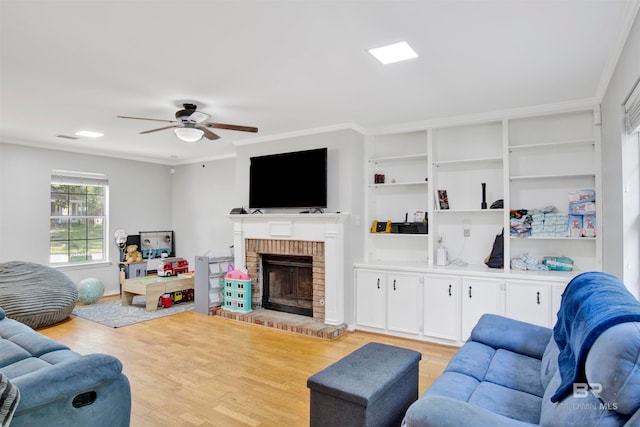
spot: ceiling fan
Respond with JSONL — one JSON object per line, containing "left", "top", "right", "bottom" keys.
{"left": 117, "top": 103, "right": 258, "bottom": 142}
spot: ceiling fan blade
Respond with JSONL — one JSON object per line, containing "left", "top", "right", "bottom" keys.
{"left": 117, "top": 115, "right": 177, "bottom": 124}
{"left": 205, "top": 122, "right": 258, "bottom": 133}
{"left": 199, "top": 126, "right": 220, "bottom": 140}
{"left": 140, "top": 125, "right": 179, "bottom": 134}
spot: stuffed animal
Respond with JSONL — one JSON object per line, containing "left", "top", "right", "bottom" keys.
{"left": 125, "top": 244, "right": 143, "bottom": 263}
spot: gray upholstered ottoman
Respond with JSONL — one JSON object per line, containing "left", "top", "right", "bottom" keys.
{"left": 307, "top": 342, "right": 422, "bottom": 427}
{"left": 0, "top": 261, "right": 78, "bottom": 328}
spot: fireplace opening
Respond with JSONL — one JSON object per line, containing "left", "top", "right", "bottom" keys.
{"left": 262, "top": 254, "right": 313, "bottom": 317}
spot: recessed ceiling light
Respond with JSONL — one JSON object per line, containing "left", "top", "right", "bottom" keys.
{"left": 368, "top": 41, "right": 418, "bottom": 65}
{"left": 75, "top": 130, "right": 104, "bottom": 138}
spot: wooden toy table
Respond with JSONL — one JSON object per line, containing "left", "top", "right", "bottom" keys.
{"left": 121, "top": 273, "right": 194, "bottom": 311}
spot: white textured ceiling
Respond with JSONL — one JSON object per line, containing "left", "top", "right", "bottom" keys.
{"left": 0, "top": 0, "right": 638, "bottom": 165}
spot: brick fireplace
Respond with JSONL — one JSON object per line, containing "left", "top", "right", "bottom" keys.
{"left": 228, "top": 213, "right": 348, "bottom": 326}
{"left": 245, "top": 239, "right": 325, "bottom": 319}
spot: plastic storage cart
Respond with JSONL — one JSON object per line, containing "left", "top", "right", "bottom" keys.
{"left": 194, "top": 256, "right": 234, "bottom": 315}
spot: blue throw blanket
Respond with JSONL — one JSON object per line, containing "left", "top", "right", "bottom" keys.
{"left": 551, "top": 271, "right": 640, "bottom": 402}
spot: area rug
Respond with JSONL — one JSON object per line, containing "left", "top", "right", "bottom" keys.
{"left": 71, "top": 295, "right": 193, "bottom": 328}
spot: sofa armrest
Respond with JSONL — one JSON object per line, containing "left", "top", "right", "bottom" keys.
{"left": 10, "top": 353, "right": 124, "bottom": 412}
{"left": 470, "top": 314, "right": 552, "bottom": 359}
{"left": 402, "top": 395, "right": 538, "bottom": 427}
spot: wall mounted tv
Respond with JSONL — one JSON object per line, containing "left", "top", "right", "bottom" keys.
{"left": 249, "top": 147, "right": 327, "bottom": 210}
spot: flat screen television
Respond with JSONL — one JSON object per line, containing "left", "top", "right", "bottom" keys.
{"left": 249, "top": 147, "right": 327, "bottom": 209}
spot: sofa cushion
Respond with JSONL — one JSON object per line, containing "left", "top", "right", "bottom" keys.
{"left": 0, "top": 341, "right": 31, "bottom": 368}
{"left": 585, "top": 322, "right": 640, "bottom": 416}
{"left": 484, "top": 349, "right": 544, "bottom": 397}
{"left": 39, "top": 350, "right": 80, "bottom": 365}
{"left": 444, "top": 341, "right": 495, "bottom": 381}
{"left": 422, "top": 327, "right": 545, "bottom": 425}
{"left": 424, "top": 372, "right": 480, "bottom": 402}
{"left": 9, "top": 332, "right": 68, "bottom": 358}
{"left": 471, "top": 313, "right": 552, "bottom": 359}
{"left": 468, "top": 381, "right": 542, "bottom": 424}
{"left": 1, "top": 357, "right": 51, "bottom": 380}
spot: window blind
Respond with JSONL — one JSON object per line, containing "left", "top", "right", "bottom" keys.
{"left": 625, "top": 79, "right": 640, "bottom": 135}
{"left": 51, "top": 170, "right": 108, "bottom": 186}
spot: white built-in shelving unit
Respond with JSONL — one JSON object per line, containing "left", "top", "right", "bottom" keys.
{"left": 355, "top": 106, "right": 602, "bottom": 345}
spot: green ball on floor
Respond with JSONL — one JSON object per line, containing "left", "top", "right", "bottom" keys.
{"left": 77, "top": 277, "right": 105, "bottom": 304}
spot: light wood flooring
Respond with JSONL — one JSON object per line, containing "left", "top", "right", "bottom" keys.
{"left": 38, "top": 300, "right": 457, "bottom": 427}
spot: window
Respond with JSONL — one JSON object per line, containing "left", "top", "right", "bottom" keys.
{"left": 50, "top": 170, "right": 108, "bottom": 265}
{"left": 626, "top": 78, "right": 640, "bottom": 135}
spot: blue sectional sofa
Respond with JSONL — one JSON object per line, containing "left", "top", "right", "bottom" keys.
{"left": 403, "top": 272, "right": 640, "bottom": 427}
{"left": 0, "top": 307, "right": 131, "bottom": 426}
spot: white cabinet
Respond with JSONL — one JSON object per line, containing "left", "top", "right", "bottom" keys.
{"left": 461, "top": 278, "right": 505, "bottom": 340}
{"left": 505, "top": 280, "right": 551, "bottom": 327}
{"left": 423, "top": 275, "right": 460, "bottom": 341}
{"left": 387, "top": 273, "right": 422, "bottom": 334}
{"left": 355, "top": 268, "right": 422, "bottom": 335}
{"left": 355, "top": 269, "right": 386, "bottom": 329}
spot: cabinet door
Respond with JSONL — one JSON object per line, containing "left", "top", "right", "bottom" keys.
{"left": 461, "top": 278, "right": 505, "bottom": 341}
{"left": 505, "top": 281, "right": 550, "bottom": 327}
{"left": 355, "top": 269, "right": 386, "bottom": 329}
{"left": 423, "top": 275, "right": 460, "bottom": 341}
{"left": 387, "top": 273, "right": 422, "bottom": 334}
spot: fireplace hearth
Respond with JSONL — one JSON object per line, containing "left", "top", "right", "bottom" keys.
{"left": 262, "top": 254, "right": 313, "bottom": 317}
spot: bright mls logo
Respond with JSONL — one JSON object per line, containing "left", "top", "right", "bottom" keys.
{"left": 573, "top": 383, "right": 602, "bottom": 399}
{"left": 571, "top": 383, "right": 618, "bottom": 411}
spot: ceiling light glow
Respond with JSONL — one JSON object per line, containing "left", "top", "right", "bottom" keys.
{"left": 369, "top": 41, "right": 418, "bottom": 64}
{"left": 75, "top": 130, "right": 104, "bottom": 138}
{"left": 174, "top": 127, "right": 204, "bottom": 142}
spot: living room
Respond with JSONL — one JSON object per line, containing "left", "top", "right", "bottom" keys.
{"left": 1, "top": 1, "right": 640, "bottom": 425}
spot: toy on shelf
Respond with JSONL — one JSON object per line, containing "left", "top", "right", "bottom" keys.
{"left": 125, "top": 245, "right": 142, "bottom": 263}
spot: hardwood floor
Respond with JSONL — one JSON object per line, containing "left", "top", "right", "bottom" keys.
{"left": 38, "top": 304, "right": 457, "bottom": 426}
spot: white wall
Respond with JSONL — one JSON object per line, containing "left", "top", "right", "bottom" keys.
{"left": 0, "top": 143, "right": 173, "bottom": 295}
{"left": 171, "top": 158, "right": 237, "bottom": 267}
{"left": 601, "top": 11, "right": 640, "bottom": 295}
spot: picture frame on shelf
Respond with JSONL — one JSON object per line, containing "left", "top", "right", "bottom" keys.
{"left": 437, "top": 189, "right": 449, "bottom": 210}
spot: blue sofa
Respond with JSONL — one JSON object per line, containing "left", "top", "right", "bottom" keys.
{"left": 403, "top": 272, "right": 640, "bottom": 426}
{"left": 0, "top": 307, "right": 131, "bottom": 426}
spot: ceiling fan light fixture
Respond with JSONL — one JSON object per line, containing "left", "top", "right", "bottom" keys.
{"left": 174, "top": 127, "right": 204, "bottom": 142}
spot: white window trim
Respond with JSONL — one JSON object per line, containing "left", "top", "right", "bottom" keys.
{"left": 50, "top": 170, "right": 109, "bottom": 266}
{"left": 625, "top": 78, "right": 640, "bottom": 135}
